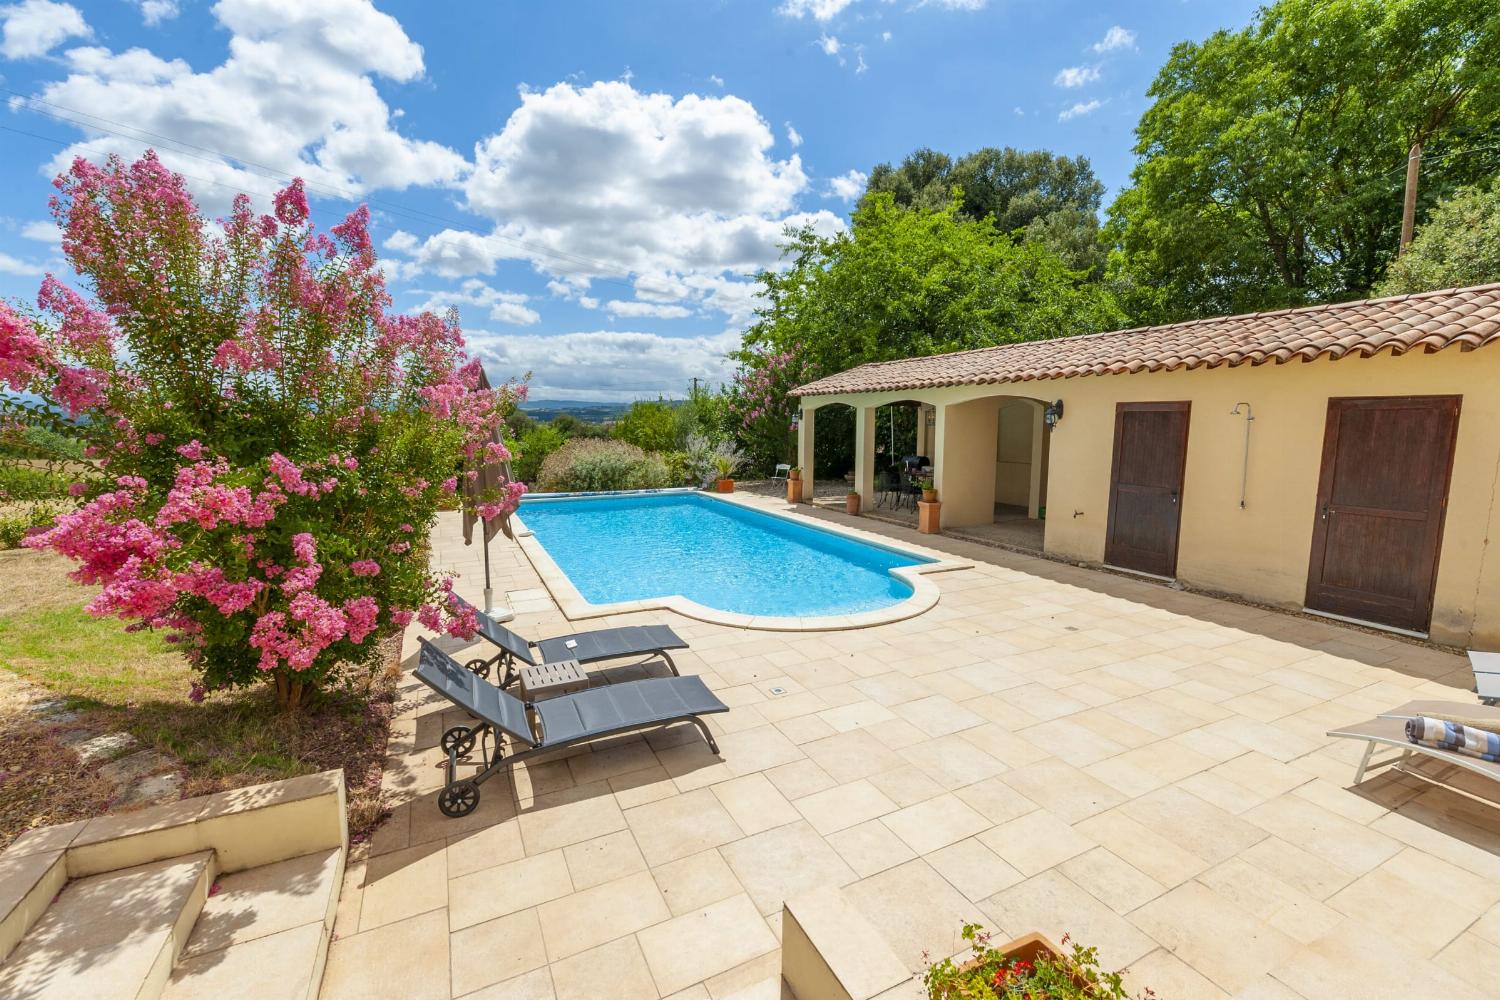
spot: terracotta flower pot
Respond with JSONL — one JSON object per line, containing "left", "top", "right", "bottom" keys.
{"left": 922, "top": 488, "right": 938, "bottom": 503}
{"left": 716, "top": 478, "right": 735, "bottom": 493}
{"left": 939, "top": 933, "right": 1093, "bottom": 998}
{"left": 845, "top": 492, "right": 861, "bottom": 515}
{"left": 788, "top": 468, "right": 802, "bottom": 481}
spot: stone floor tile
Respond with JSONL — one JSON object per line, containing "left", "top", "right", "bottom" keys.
{"left": 983, "top": 869, "right": 1158, "bottom": 972}
{"left": 625, "top": 787, "right": 746, "bottom": 867}
{"left": 1435, "top": 931, "right": 1500, "bottom": 994}
{"left": 517, "top": 782, "right": 628, "bottom": 855}
{"left": 1128, "top": 882, "right": 1300, "bottom": 994}
{"left": 449, "top": 850, "right": 574, "bottom": 931}
{"left": 720, "top": 820, "right": 857, "bottom": 916}
{"left": 1243, "top": 793, "right": 1399, "bottom": 877}
{"left": 899, "top": 734, "right": 1008, "bottom": 789}
{"left": 322, "top": 909, "right": 450, "bottom": 1000}
{"left": 609, "top": 764, "right": 679, "bottom": 810}
{"left": 183, "top": 848, "right": 341, "bottom": 958}
{"left": 801, "top": 728, "right": 907, "bottom": 784}
{"left": 652, "top": 849, "right": 745, "bottom": 916}
{"left": 446, "top": 819, "right": 527, "bottom": 880}
{"left": 548, "top": 935, "right": 659, "bottom": 1000}
{"left": 359, "top": 841, "right": 448, "bottom": 932}
{"left": 955, "top": 722, "right": 1054, "bottom": 769}
{"left": 536, "top": 870, "right": 671, "bottom": 961}
{"left": 1121, "top": 947, "right": 1228, "bottom": 1000}
{"left": 1058, "top": 846, "right": 1167, "bottom": 915}
{"left": 1123, "top": 786, "right": 1268, "bottom": 865}
{"left": 925, "top": 837, "right": 1023, "bottom": 901}
{"left": 638, "top": 893, "right": 779, "bottom": 995}
{"left": 880, "top": 793, "right": 991, "bottom": 855}
{"left": 711, "top": 773, "right": 802, "bottom": 836}
{"left": 1000, "top": 759, "right": 1126, "bottom": 824}
{"left": 826, "top": 819, "right": 918, "bottom": 878}
{"left": 1194, "top": 858, "right": 1340, "bottom": 940}
{"left": 717, "top": 725, "right": 808, "bottom": 776}
{"left": 892, "top": 694, "right": 986, "bottom": 737}
{"left": 953, "top": 775, "right": 1038, "bottom": 825}
{"left": 565, "top": 738, "right": 660, "bottom": 786}
{"left": 864, "top": 765, "right": 946, "bottom": 808}
{"left": 1275, "top": 918, "right": 1489, "bottom": 1000}
{"left": 701, "top": 950, "right": 782, "bottom": 999}
{"left": 793, "top": 779, "right": 899, "bottom": 835}
{"left": 774, "top": 713, "right": 837, "bottom": 745}
{"left": 763, "top": 759, "right": 838, "bottom": 800}
{"left": 450, "top": 908, "right": 548, "bottom": 997}
{"left": 817, "top": 699, "right": 899, "bottom": 732}
{"left": 458, "top": 967, "right": 555, "bottom": 999}
{"left": 1325, "top": 854, "right": 1492, "bottom": 956}
{"left": 562, "top": 829, "right": 648, "bottom": 891}
{"left": 976, "top": 809, "right": 1095, "bottom": 877}
{"left": 844, "top": 859, "right": 978, "bottom": 973}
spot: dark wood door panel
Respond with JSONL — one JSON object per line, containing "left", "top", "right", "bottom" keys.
{"left": 1305, "top": 395, "right": 1460, "bottom": 632}
{"left": 1105, "top": 402, "right": 1190, "bottom": 578}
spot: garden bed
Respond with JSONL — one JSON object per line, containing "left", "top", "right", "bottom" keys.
{"left": 0, "top": 549, "right": 398, "bottom": 851}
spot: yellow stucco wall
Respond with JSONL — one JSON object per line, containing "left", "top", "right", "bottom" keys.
{"left": 802, "top": 346, "right": 1500, "bottom": 646}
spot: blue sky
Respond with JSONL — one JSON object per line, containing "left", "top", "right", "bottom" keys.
{"left": 0, "top": 0, "right": 1261, "bottom": 400}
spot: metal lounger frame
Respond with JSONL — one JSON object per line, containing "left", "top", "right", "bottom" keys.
{"left": 1327, "top": 699, "right": 1500, "bottom": 785}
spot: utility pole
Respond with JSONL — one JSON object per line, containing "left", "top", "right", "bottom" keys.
{"left": 1399, "top": 141, "right": 1422, "bottom": 254}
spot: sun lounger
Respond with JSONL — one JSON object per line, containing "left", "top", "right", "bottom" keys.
{"left": 1470, "top": 650, "right": 1500, "bottom": 705}
{"left": 452, "top": 595, "right": 688, "bottom": 687}
{"left": 415, "top": 638, "right": 727, "bottom": 817}
{"left": 1327, "top": 699, "right": 1500, "bottom": 785}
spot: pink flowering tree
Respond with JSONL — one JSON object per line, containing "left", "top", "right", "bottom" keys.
{"left": 0, "top": 151, "right": 526, "bottom": 711}
{"left": 726, "top": 347, "right": 815, "bottom": 473}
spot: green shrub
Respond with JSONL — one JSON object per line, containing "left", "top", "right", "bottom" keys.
{"left": 613, "top": 399, "right": 677, "bottom": 453}
{"left": 659, "top": 450, "right": 692, "bottom": 486}
{"left": 0, "top": 503, "right": 63, "bottom": 550}
{"left": 0, "top": 464, "right": 75, "bottom": 502}
{"left": 537, "top": 439, "right": 670, "bottom": 493}
{"left": 514, "top": 424, "right": 568, "bottom": 485}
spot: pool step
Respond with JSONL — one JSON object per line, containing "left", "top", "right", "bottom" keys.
{"left": 0, "top": 851, "right": 215, "bottom": 1000}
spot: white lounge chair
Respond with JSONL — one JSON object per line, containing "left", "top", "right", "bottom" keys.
{"left": 1327, "top": 699, "right": 1500, "bottom": 784}
{"left": 1470, "top": 650, "right": 1500, "bottom": 705}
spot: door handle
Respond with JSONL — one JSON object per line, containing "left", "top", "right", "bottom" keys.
{"left": 1321, "top": 504, "right": 1335, "bottom": 520}
{"left": 1170, "top": 491, "right": 1178, "bottom": 505}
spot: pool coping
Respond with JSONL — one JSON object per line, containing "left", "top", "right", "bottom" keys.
{"left": 509, "top": 489, "right": 970, "bottom": 632}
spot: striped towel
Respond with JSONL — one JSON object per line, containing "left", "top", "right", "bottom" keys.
{"left": 1405, "top": 716, "right": 1500, "bottom": 763}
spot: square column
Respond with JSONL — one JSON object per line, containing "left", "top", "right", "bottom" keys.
{"left": 1028, "top": 404, "right": 1046, "bottom": 520}
{"left": 854, "top": 405, "right": 877, "bottom": 508}
{"left": 796, "top": 405, "right": 816, "bottom": 501}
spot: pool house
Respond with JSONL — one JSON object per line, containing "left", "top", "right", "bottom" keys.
{"left": 793, "top": 282, "right": 1500, "bottom": 648}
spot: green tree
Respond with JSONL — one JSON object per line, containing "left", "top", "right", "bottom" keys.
{"left": 743, "top": 191, "right": 1123, "bottom": 380}
{"left": 612, "top": 399, "right": 677, "bottom": 453}
{"left": 1107, "top": 0, "right": 1500, "bottom": 323}
{"left": 1377, "top": 181, "right": 1500, "bottom": 294}
{"left": 865, "top": 147, "right": 1107, "bottom": 272}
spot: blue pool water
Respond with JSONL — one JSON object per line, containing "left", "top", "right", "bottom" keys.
{"left": 518, "top": 492, "right": 933, "bottom": 617}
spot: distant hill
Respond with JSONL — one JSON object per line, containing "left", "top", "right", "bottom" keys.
{"left": 518, "top": 399, "right": 641, "bottom": 423}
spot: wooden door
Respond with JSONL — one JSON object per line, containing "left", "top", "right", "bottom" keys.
{"left": 1305, "top": 395, "right": 1460, "bottom": 633}
{"left": 1105, "top": 402, "right": 1191, "bottom": 578}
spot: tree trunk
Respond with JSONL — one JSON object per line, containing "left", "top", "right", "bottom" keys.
{"left": 273, "top": 673, "right": 309, "bottom": 713}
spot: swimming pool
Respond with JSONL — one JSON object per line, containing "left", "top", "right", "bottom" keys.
{"left": 515, "top": 491, "right": 939, "bottom": 622}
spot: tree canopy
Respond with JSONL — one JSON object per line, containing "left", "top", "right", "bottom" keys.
{"left": 1106, "top": 0, "right": 1500, "bottom": 324}
{"left": 1377, "top": 181, "right": 1500, "bottom": 295}
{"left": 865, "top": 147, "right": 1107, "bottom": 272}
{"left": 743, "top": 191, "right": 1123, "bottom": 383}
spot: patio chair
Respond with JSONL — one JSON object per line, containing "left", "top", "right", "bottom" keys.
{"left": 415, "top": 638, "right": 728, "bottom": 817}
{"left": 771, "top": 463, "right": 791, "bottom": 483}
{"left": 1326, "top": 699, "right": 1500, "bottom": 785}
{"left": 1470, "top": 650, "right": 1500, "bottom": 705}
{"left": 452, "top": 595, "right": 688, "bottom": 687}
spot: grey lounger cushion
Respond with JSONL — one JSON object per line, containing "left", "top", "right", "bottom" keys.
{"left": 534, "top": 675, "right": 725, "bottom": 745}
{"left": 535, "top": 625, "right": 687, "bottom": 666}
{"left": 417, "top": 639, "right": 533, "bottom": 742}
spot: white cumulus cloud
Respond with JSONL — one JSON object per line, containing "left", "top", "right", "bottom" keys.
{"left": 0, "top": 0, "right": 90, "bottom": 59}
{"left": 1058, "top": 99, "right": 1103, "bottom": 121}
{"left": 134, "top": 0, "right": 179, "bottom": 25}
{"left": 778, "top": 0, "right": 857, "bottom": 21}
{"left": 818, "top": 34, "right": 841, "bottom": 57}
{"left": 0, "top": 250, "right": 46, "bottom": 275}
{"left": 471, "top": 329, "right": 738, "bottom": 402}
{"left": 22, "top": 0, "right": 465, "bottom": 213}
{"left": 786, "top": 122, "right": 803, "bottom": 147}
{"left": 411, "top": 279, "right": 540, "bottom": 326}
{"left": 1053, "top": 65, "right": 1099, "bottom": 88}
{"left": 605, "top": 300, "right": 693, "bottom": 319}
{"left": 826, "top": 168, "right": 867, "bottom": 202}
{"left": 1092, "top": 25, "right": 1136, "bottom": 53}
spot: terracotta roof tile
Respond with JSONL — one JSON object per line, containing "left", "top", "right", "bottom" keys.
{"left": 794, "top": 283, "right": 1500, "bottom": 397}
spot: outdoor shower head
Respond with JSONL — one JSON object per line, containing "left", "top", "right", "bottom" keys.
{"left": 1231, "top": 402, "right": 1253, "bottom": 419}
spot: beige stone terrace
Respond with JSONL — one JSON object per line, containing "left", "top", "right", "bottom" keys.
{"left": 322, "top": 498, "right": 1500, "bottom": 1000}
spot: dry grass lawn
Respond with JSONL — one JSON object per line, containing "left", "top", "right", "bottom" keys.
{"left": 0, "top": 548, "right": 398, "bottom": 849}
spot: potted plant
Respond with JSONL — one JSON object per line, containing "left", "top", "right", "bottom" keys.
{"left": 924, "top": 924, "right": 1140, "bottom": 999}
{"left": 846, "top": 489, "right": 861, "bottom": 515}
{"left": 921, "top": 477, "right": 938, "bottom": 503}
{"left": 708, "top": 441, "right": 745, "bottom": 493}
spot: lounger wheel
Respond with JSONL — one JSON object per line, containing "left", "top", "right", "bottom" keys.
{"left": 441, "top": 725, "right": 477, "bottom": 758}
{"left": 464, "top": 658, "right": 491, "bottom": 680}
{"left": 437, "top": 780, "right": 480, "bottom": 818}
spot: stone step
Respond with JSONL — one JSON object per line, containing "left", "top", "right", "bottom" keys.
{"left": 781, "top": 886, "right": 913, "bottom": 1000}
{"left": 162, "top": 847, "right": 344, "bottom": 1000}
{"left": 0, "top": 851, "right": 215, "bottom": 1000}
